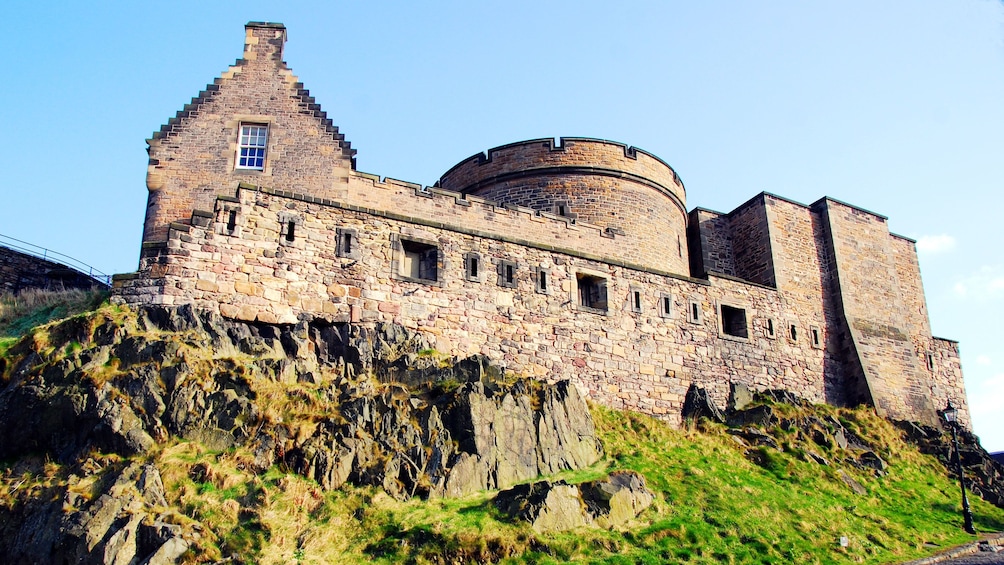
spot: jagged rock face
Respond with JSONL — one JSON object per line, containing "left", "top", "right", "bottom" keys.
{"left": 0, "top": 305, "right": 604, "bottom": 563}
{"left": 0, "top": 462, "right": 188, "bottom": 565}
{"left": 494, "top": 470, "right": 655, "bottom": 533}
{"left": 686, "top": 384, "right": 1004, "bottom": 510}
{"left": 682, "top": 383, "right": 725, "bottom": 424}
{"left": 494, "top": 481, "right": 588, "bottom": 533}
{"left": 690, "top": 385, "right": 895, "bottom": 495}
{"left": 285, "top": 378, "right": 602, "bottom": 499}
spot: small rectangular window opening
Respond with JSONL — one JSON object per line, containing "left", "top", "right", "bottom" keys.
{"left": 336, "top": 228, "right": 359, "bottom": 259}
{"left": 576, "top": 273, "right": 608, "bottom": 311}
{"left": 463, "top": 252, "right": 482, "bottom": 283}
{"left": 285, "top": 221, "right": 296, "bottom": 242}
{"left": 766, "top": 318, "right": 775, "bottom": 338}
{"left": 789, "top": 324, "right": 798, "bottom": 342}
{"left": 535, "top": 268, "right": 551, "bottom": 294}
{"left": 811, "top": 327, "right": 821, "bottom": 348}
{"left": 659, "top": 294, "right": 672, "bottom": 318}
{"left": 926, "top": 352, "right": 935, "bottom": 371}
{"left": 498, "top": 260, "right": 518, "bottom": 288}
{"left": 401, "top": 239, "right": 438, "bottom": 281}
{"left": 226, "top": 210, "right": 237, "bottom": 232}
{"left": 688, "top": 300, "right": 702, "bottom": 324}
{"left": 554, "top": 200, "right": 573, "bottom": 218}
{"left": 237, "top": 124, "right": 268, "bottom": 170}
{"left": 720, "top": 305, "right": 748, "bottom": 338}
{"left": 629, "top": 288, "right": 643, "bottom": 313}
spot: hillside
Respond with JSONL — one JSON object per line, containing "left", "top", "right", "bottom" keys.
{"left": 0, "top": 295, "right": 1002, "bottom": 564}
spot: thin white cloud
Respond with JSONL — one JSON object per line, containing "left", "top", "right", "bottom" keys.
{"left": 968, "top": 372, "right": 1004, "bottom": 452}
{"left": 952, "top": 265, "right": 1004, "bottom": 301}
{"left": 976, "top": 355, "right": 992, "bottom": 366}
{"left": 969, "top": 373, "right": 1004, "bottom": 420}
{"left": 916, "top": 234, "right": 956, "bottom": 255}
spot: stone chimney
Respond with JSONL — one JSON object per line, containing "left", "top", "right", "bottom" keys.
{"left": 244, "top": 21, "right": 286, "bottom": 64}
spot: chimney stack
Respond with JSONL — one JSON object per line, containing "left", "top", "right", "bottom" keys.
{"left": 244, "top": 21, "right": 286, "bottom": 63}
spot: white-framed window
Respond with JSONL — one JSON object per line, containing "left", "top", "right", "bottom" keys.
{"left": 810, "top": 325, "right": 822, "bottom": 349}
{"left": 237, "top": 124, "right": 268, "bottom": 170}
{"left": 687, "top": 299, "right": 702, "bottom": 324}
{"left": 630, "top": 287, "right": 643, "bottom": 314}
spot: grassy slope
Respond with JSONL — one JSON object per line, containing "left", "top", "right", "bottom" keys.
{"left": 0, "top": 288, "right": 108, "bottom": 355}
{"left": 141, "top": 402, "right": 1004, "bottom": 565}
{"left": 1, "top": 303, "right": 1003, "bottom": 564}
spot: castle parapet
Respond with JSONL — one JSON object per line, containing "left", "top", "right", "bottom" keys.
{"left": 437, "top": 138, "right": 690, "bottom": 275}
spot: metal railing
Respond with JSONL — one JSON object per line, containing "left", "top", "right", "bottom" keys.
{"left": 0, "top": 233, "right": 112, "bottom": 286}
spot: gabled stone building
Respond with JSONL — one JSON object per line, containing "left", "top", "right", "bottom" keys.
{"left": 112, "top": 22, "right": 969, "bottom": 428}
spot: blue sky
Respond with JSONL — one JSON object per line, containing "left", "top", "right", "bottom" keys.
{"left": 2, "top": 1, "right": 1003, "bottom": 450}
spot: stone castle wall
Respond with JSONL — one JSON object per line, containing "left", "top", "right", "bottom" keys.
{"left": 687, "top": 209, "right": 734, "bottom": 278}
{"left": 113, "top": 21, "right": 970, "bottom": 430}
{"left": 113, "top": 178, "right": 969, "bottom": 428}
{"left": 816, "top": 199, "right": 957, "bottom": 426}
{"left": 729, "top": 196, "right": 776, "bottom": 287}
{"left": 680, "top": 193, "right": 968, "bottom": 427}
{"left": 117, "top": 184, "right": 837, "bottom": 425}
{"left": 0, "top": 245, "right": 107, "bottom": 293}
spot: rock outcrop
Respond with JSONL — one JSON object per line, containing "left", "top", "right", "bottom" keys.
{"left": 685, "top": 383, "right": 1004, "bottom": 510}
{"left": 687, "top": 385, "right": 893, "bottom": 495}
{"left": 0, "top": 305, "right": 604, "bottom": 563}
{"left": 494, "top": 470, "right": 655, "bottom": 532}
{"left": 0, "top": 461, "right": 188, "bottom": 565}
{"left": 285, "top": 377, "right": 602, "bottom": 499}
{"left": 896, "top": 420, "right": 1004, "bottom": 508}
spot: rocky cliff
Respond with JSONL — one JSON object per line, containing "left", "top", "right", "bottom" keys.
{"left": 0, "top": 305, "right": 603, "bottom": 564}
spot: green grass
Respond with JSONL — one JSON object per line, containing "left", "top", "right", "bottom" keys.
{"left": 579, "top": 408, "right": 952, "bottom": 564}
{"left": 138, "top": 404, "right": 1004, "bottom": 565}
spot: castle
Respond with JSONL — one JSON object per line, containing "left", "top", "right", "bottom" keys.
{"left": 111, "top": 22, "right": 969, "bottom": 429}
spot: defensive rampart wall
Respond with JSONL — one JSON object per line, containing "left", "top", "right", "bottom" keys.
{"left": 113, "top": 180, "right": 968, "bottom": 428}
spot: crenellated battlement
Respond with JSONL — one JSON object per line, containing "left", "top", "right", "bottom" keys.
{"left": 437, "top": 137, "right": 685, "bottom": 205}
{"left": 437, "top": 137, "right": 690, "bottom": 275}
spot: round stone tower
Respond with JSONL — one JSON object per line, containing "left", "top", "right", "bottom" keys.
{"left": 437, "top": 137, "right": 689, "bottom": 274}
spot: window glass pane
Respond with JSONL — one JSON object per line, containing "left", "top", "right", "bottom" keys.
{"left": 238, "top": 125, "right": 267, "bottom": 169}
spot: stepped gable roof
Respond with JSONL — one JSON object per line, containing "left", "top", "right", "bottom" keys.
{"left": 148, "top": 21, "right": 356, "bottom": 166}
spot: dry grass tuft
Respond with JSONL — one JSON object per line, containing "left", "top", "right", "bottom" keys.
{"left": 0, "top": 287, "right": 107, "bottom": 329}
